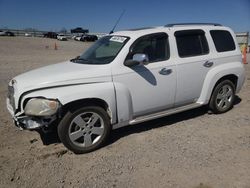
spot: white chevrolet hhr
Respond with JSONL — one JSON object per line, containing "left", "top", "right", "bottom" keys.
{"left": 7, "top": 23, "right": 245, "bottom": 153}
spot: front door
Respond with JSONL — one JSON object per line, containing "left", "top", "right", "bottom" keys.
{"left": 112, "top": 32, "right": 176, "bottom": 117}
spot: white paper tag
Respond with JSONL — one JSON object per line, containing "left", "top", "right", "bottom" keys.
{"left": 110, "top": 36, "right": 127, "bottom": 43}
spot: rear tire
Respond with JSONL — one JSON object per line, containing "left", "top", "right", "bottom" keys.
{"left": 58, "top": 106, "right": 111, "bottom": 154}
{"left": 209, "top": 80, "right": 235, "bottom": 114}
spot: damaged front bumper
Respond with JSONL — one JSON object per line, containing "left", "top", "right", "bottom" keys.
{"left": 6, "top": 98, "right": 57, "bottom": 130}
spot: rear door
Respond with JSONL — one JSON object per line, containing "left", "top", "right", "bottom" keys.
{"left": 174, "top": 29, "right": 212, "bottom": 106}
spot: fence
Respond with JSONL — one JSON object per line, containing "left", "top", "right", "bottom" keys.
{"left": 236, "top": 32, "right": 249, "bottom": 53}
{"left": 0, "top": 28, "right": 107, "bottom": 38}
{"left": 0, "top": 28, "right": 50, "bottom": 37}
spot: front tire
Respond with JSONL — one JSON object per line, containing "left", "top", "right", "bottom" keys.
{"left": 209, "top": 80, "right": 235, "bottom": 114}
{"left": 58, "top": 106, "right": 111, "bottom": 154}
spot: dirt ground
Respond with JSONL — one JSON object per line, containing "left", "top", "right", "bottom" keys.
{"left": 0, "top": 37, "right": 250, "bottom": 188}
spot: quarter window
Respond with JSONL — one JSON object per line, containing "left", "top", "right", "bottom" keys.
{"left": 175, "top": 30, "right": 209, "bottom": 57}
{"left": 210, "top": 30, "right": 236, "bottom": 52}
{"left": 127, "top": 33, "right": 169, "bottom": 63}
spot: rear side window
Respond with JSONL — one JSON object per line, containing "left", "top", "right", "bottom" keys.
{"left": 210, "top": 30, "right": 236, "bottom": 52}
{"left": 175, "top": 30, "right": 209, "bottom": 58}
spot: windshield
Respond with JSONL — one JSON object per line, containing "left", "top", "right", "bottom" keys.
{"left": 73, "top": 35, "right": 129, "bottom": 64}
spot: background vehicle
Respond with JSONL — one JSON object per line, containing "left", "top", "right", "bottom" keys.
{"left": 0, "top": 30, "right": 5, "bottom": 36}
{"left": 43, "top": 32, "right": 58, "bottom": 39}
{"left": 5, "top": 31, "right": 15, "bottom": 36}
{"left": 7, "top": 23, "right": 245, "bottom": 154}
{"left": 70, "top": 27, "right": 89, "bottom": 34}
{"left": 74, "top": 36, "right": 82, "bottom": 41}
{"left": 80, "top": 34, "right": 98, "bottom": 42}
{"left": 71, "top": 27, "right": 89, "bottom": 41}
{"left": 57, "top": 33, "right": 67, "bottom": 41}
{"left": 24, "top": 33, "right": 32, "bottom": 37}
{"left": 72, "top": 35, "right": 77, "bottom": 40}
{"left": 0, "top": 30, "right": 15, "bottom": 36}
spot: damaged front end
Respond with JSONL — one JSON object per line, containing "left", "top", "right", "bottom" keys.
{"left": 7, "top": 85, "right": 61, "bottom": 130}
{"left": 13, "top": 115, "right": 58, "bottom": 130}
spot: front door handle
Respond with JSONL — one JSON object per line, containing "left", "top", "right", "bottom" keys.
{"left": 159, "top": 68, "right": 172, "bottom": 75}
{"left": 203, "top": 61, "right": 214, "bottom": 68}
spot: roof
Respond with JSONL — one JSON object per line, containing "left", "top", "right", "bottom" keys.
{"left": 165, "top": 23, "right": 222, "bottom": 27}
{"left": 113, "top": 23, "right": 227, "bottom": 39}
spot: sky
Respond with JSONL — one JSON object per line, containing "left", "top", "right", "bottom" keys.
{"left": 0, "top": 0, "right": 249, "bottom": 33}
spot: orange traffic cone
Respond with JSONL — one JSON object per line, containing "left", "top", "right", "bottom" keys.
{"left": 242, "top": 46, "right": 247, "bottom": 64}
{"left": 54, "top": 42, "right": 58, "bottom": 50}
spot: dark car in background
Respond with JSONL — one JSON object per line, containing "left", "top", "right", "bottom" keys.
{"left": 0, "top": 30, "right": 6, "bottom": 36}
{"left": 5, "top": 31, "right": 15, "bottom": 36}
{"left": 43, "top": 32, "right": 58, "bottom": 39}
{"left": 80, "top": 34, "right": 98, "bottom": 42}
{"left": 0, "top": 30, "right": 15, "bottom": 36}
{"left": 71, "top": 27, "right": 89, "bottom": 34}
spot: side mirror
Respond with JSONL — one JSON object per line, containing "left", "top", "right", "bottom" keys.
{"left": 124, "top": 59, "right": 140, "bottom": 67}
{"left": 133, "top": 53, "right": 149, "bottom": 63}
{"left": 124, "top": 53, "right": 149, "bottom": 67}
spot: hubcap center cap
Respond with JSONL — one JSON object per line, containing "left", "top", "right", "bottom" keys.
{"left": 85, "top": 127, "right": 90, "bottom": 132}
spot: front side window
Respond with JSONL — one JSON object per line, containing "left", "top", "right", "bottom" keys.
{"left": 175, "top": 30, "right": 209, "bottom": 57}
{"left": 210, "top": 30, "right": 236, "bottom": 52}
{"left": 127, "top": 33, "right": 169, "bottom": 63}
{"left": 72, "top": 35, "right": 129, "bottom": 64}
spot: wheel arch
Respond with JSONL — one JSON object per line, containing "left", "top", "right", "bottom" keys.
{"left": 212, "top": 74, "right": 238, "bottom": 91}
{"left": 197, "top": 63, "right": 242, "bottom": 105}
{"left": 62, "top": 98, "right": 110, "bottom": 117}
{"left": 206, "top": 74, "right": 237, "bottom": 106}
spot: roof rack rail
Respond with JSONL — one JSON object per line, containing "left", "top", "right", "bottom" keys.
{"left": 126, "top": 27, "right": 155, "bottom": 31}
{"left": 165, "top": 23, "right": 222, "bottom": 27}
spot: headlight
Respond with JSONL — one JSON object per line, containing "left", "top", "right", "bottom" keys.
{"left": 24, "top": 98, "right": 59, "bottom": 116}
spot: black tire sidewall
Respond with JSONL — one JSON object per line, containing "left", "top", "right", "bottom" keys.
{"left": 209, "top": 80, "right": 235, "bottom": 114}
{"left": 58, "top": 106, "right": 111, "bottom": 154}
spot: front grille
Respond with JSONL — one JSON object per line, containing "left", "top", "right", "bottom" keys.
{"left": 8, "top": 85, "right": 15, "bottom": 110}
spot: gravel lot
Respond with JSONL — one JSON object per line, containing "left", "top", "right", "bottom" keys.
{"left": 0, "top": 37, "right": 250, "bottom": 188}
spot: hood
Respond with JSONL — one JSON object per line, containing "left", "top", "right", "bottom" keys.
{"left": 13, "top": 61, "right": 112, "bottom": 93}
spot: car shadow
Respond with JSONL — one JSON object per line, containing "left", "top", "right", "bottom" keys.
{"left": 107, "top": 95, "right": 242, "bottom": 146}
{"left": 234, "top": 95, "right": 241, "bottom": 105}
{"left": 107, "top": 105, "right": 208, "bottom": 146}
{"left": 132, "top": 65, "right": 157, "bottom": 85}
{"left": 37, "top": 96, "right": 242, "bottom": 146}
{"left": 36, "top": 127, "right": 61, "bottom": 145}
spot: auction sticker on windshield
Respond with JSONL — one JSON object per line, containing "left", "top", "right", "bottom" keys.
{"left": 110, "top": 36, "right": 127, "bottom": 43}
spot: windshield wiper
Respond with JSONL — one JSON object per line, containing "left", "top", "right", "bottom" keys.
{"left": 70, "top": 56, "right": 89, "bottom": 63}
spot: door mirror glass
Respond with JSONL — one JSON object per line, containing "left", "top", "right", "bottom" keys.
{"left": 132, "top": 53, "right": 149, "bottom": 64}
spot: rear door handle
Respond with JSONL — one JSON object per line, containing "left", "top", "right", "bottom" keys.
{"left": 203, "top": 61, "right": 214, "bottom": 68}
{"left": 159, "top": 68, "right": 172, "bottom": 75}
